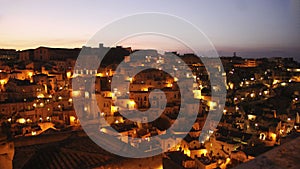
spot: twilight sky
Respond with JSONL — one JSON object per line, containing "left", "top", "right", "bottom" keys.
{"left": 0, "top": 0, "right": 299, "bottom": 59}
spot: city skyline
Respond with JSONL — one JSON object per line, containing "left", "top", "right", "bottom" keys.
{"left": 1, "top": 44, "right": 300, "bottom": 168}
{"left": 0, "top": 0, "right": 299, "bottom": 60}
{"left": 2, "top": 43, "right": 300, "bottom": 63}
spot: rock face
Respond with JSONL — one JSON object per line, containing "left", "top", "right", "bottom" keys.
{"left": 235, "top": 136, "right": 300, "bottom": 169}
{"left": 0, "top": 134, "right": 15, "bottom": 169}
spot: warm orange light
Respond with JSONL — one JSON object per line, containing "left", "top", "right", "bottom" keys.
{"left": 72, "top": 91, "right": 81, "bottom": 97}
{"left": 27, "top": 72, "right": 33, "bottom": 78}
{"left": 66, "top": 71, "right": 72, "bottom": 78}
{"left": 208, "top": 101, "right": 217, "bottom": 110}
{"left": 193, "top": 89, "right": 202, "bottom": 99}
{"left": 281, "top": 82, "right": 287, "bottom": 86}
{"left": 156, "top": 165, "right": 163, "bottom": 169}
{"left": 273, "top": 79, "right": 280, "bottom": 85}
{"left": 37, "top": 93, "right": 45, "bottom": 98}
{"left": 129, "top": 100, "right": 135, "bottom": 106}
{"left": 226, "top": 158, "right": 231, "bottom": 164}
{"left": 129, "top": 77, "right": 133, "bottom": 83}
{"left": 70, "top": 116, "right": 76, "bottom": 123}
{"left": 31, "top": 131, "right": 37, "bottom": 136}
{"left": 199, "top": 149, "right": 208, "bottom": 156}
{"left": 166, "top": 83, "right": 173, "bottom": 88}
{"left": 141, "top": 88, "right": 148, "bottom": 91}
{"left": 100, "top": 128, "right": 107, "bottom": 133}
{"left": 0, "top": 79, "right": 8, "bottom": 85}
{"left": 17, "top": 118, "right": 26, "bottom": 124}
{"left": 111, "top": 106, "right": 118, "bottom": 113}
{"left": 270, "top": 133, "right": 277, "bottom": 141}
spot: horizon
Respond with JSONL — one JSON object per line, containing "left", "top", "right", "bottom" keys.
{"left": 1, "top": 44, "right": 299, "bottom": 62}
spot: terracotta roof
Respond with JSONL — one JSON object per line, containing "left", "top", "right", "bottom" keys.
{"left": 13, "top": 135, "right": 118, "bottom": 169}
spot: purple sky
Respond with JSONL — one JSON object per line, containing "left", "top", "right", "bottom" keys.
{"left": 0, "top": 0, "right": 299, "bottom": 59}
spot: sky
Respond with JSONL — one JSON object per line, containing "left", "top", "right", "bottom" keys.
{"left": 0, "top": 0, "right": 299, "bottom": 59}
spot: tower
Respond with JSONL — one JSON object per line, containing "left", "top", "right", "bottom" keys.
{"left": 233, "top": 52, "right": 237, "bottom": 57}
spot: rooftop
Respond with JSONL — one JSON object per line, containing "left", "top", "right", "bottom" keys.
{"left": 235, "top": 136, "right": 300, "bottom": 169}
{"left": 13, "top": 132, "right": 119, "bottom": 169}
